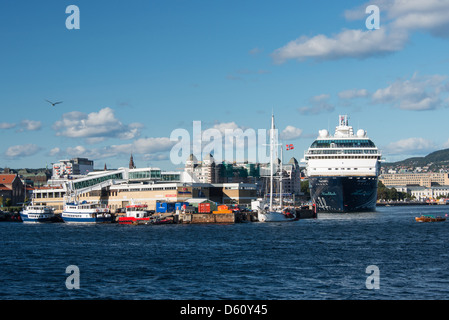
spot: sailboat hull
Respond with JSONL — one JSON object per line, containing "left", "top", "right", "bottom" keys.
{"left": 258, "top": 211, "right": 293, "bottom": 222}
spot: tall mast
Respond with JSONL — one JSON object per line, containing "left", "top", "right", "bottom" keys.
{"left": 270, "top": 113, "right": 275, "bottom": 211}
{"left": 280, "top": 143, "right": 283, "bottom": 210}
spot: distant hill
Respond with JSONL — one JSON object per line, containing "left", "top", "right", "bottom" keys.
{"left": 383, "top": 148, "right": 449, "bottom": 168}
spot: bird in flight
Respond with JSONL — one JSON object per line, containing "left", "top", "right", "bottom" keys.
{"left": 45, "top": 99, "right": 63, "bottom": 106}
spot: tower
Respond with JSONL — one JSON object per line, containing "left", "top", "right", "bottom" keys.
{"left": 129, "top": 153, "right": 135, "bottom": 169}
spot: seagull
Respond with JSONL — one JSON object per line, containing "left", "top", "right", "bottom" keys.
{"left": 45, "top": 99, "right": 63, "bottom": 106}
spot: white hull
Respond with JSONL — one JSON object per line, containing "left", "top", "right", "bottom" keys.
{"left": 258, "top": 210, "right": 291, "bottom": 222}
{"left": 62, "top": 202, "right": 112, "bottom": 223}
{"left": 20, "top": 205, "right": 55, "bottom": 223}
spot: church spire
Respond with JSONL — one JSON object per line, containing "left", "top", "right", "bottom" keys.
{"left": 129, "top": 153, "right": 135, "bottom": 169}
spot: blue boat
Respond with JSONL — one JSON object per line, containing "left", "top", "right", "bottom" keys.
{"left": 20, "top": 205, "right": 56, "bottom": 223}
{"left": 62, "top": 201, "right": 112, "bottom": 223}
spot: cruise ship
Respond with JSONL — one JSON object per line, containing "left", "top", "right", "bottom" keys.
{"left": 302, "top": 115, "right": 382, "bottom": 213}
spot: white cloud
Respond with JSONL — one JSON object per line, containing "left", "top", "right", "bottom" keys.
{"left": 442, "top": 138, "right": 449, "bottom": 149}
{"left": 272, "top": 28, "right": 407, "bottom": 63}
{"left": 249, "top": 47, "right": 263, "bottom": 55}
{"left": 0, "top": 122, "right": 16, "bottom": 129}
{"left": 1, "top": 120, "right": 42, "bottom": 131}
{"left": 62, "top": 137, "right": 175, "bottom": 161}
{"left": 338, "top": 89, "right": 370, "bottom": 100}
{"left": 372, "top": 73, "right": 449, "bottom": 110}
{"left": 49, "top": 147, "right": 62, "bottom": 157}
{"left": 298, "top": 94, "right": 334, "bottom": 115}
{"left": 5, "top": 144, "right": 41, "bottom": 158}
{"left": 386, "top": 0, "right": 449, "bottom": 37}
{"left": 384, "top": 137, "right": 436, "bottom": 155}
{"left": 132, "top": 137, "right": 175, "bottom": 154}
{"left": 280, "top": 126, "right": 303, "bottom": 140}
{"left": 20, "top": 120, "right": 42, "bottom": 131}
{"left": 273, "top": 0, "right": 449, "bottom": 63}
{"left": 53, "top": 107, "right": 143, "bottom": 143}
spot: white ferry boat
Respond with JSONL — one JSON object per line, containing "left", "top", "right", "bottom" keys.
{"left": 20, "top": 205, "right": 56, "bottom": 223}
{"left": 62, "top": 201, "right": 112, "bottom": 223}
{"left": 302, "top": 115, "right": 382, "bottom": 213}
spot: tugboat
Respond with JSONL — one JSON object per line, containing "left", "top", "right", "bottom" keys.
{"left": 118, "top": 203, "right": 151, "bottom": 225}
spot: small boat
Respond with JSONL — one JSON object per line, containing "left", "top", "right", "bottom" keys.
{"left": 147, "top": 215, "right": 174, "bottom": 225}
{"left": 62, "top": 201, "right": 112, "bottom": 223}
{"left": 118, "top": 203, "right": 151, "bottom": 225}
{"left": 415, "top": 215, "right": 446, "bottom": 222}
{"left": 20, "top": 205, "right": 56, "bottom": 223}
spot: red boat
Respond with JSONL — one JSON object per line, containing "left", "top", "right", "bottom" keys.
{"left": 118, "top": 203, "right": 151, "bottom": 225}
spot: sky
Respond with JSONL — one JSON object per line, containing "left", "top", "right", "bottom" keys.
{"left": 1, "top": 0, "right": 449, "bottom": 171}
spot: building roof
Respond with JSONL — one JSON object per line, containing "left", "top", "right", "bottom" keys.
{"left": 0, "top": 183, "right": 11, "bottom": 191}
{"left": 0, "top": 174, "right": 17, "bottom": 185}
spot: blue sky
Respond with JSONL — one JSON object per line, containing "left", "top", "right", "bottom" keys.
{"left": 1, "top": 0, "right": 449, "bottom": 170}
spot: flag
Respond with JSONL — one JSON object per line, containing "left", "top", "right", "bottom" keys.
{"left": 286, "top": 144, "right": 294, "bottom": 150}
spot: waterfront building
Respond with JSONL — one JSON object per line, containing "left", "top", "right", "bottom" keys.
{"left": 31, "top": 165, "right": 258, "bottom": 213}
{"left": 392, "top": 185, "right": 449, "bottom": 201}
{"left": 183, "top": 153, "right": 303, "bottom": 197}
{"left": 32, "top": 181, "right": 257, "bottom": 213}
{"left": 379, "top": 172, "right": 449, "bottom": 188}
{"left": 0, "top": 174, "right": 25, "bottom": 206}
{"left": 18, "top": 169, "right": 51, "bottom": 187}
{"left": 52, "top": 158, "right": 94, "bottom": 179}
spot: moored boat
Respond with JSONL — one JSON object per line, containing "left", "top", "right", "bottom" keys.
{"left": 302, "top": 115, "right": 382, "bottom": 213}
{"left": 118, "top": 203, "right": 151, "bottom": 225}
{"left": 415, "top": 215, "right": 446, "bottom": 222}
{"left": 62, "top": 201, "right": 112, "bottom": 223}
{"left": 257, "top": 113, "right": 296, "bottom": 223}
{"left": 20, "top": 205, "right": 56, "bottom": 223}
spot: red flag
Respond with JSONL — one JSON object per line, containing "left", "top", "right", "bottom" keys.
{"left": 286, "top": 144, "right": 294, "bottom": 150}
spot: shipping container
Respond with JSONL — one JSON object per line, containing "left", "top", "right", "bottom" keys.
{"left": 198, "top": 202, "right": 211, "bottom": 213}
{"left": 175, "top": 202, "right": 189, "bottom": 211}
{"left": 166, "top": 202, "right": 175, "bottom": 213}
{"left": 217, "top": 205, "right": 228, "bottom": 211}
{"left": 156, "top": 202, "right": 176, "bottom": 213}
{"left": 156, "top": 202, "right": 167, "bottom": 213}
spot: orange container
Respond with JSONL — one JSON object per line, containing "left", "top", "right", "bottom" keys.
{"left": 198, "top": 203, "right": 211, "bottom": 213}
{"left": 217, "top": 205, "right": 228, "bottom": 211}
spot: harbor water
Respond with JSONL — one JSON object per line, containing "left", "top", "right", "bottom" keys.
{"left": 1, "top": 205, "right": 448, "bottom": 300}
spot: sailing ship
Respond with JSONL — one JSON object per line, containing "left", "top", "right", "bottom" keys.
{"left": 257, "top": 114, "right": 296, "bottom": 222}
